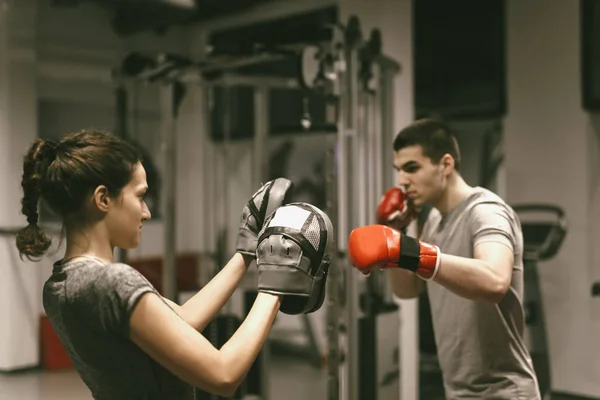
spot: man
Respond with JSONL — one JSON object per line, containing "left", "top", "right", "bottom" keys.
{"left": 348, "top": 119, "right": 540, "bottom": 399}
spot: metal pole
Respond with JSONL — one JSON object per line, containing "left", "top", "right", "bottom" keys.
{"left": 356, "top": 90, "right": 369, "bottom": 227}
{"left": 200, "top": 87, "right": 220, "bottom": 400}
{"left": 160, "top": 82, "right": 178, "bottom": 301}
{"left": 343, "top": 41, "right": 361, "bottom": 400}
{"left": 203, "top": 87, "right": 216, "bottom": 285}
{"left": 253, "top": 85, "right": 269, "bottom": 185}
{"left": 221, "top": 86, "right": 232, "bottom": 274}
{"left": 325, "top": 136, "right": 341, "bottom": 400}
{"left": 379, "top": 76, "right": 392, "bottom": 193}
{"left": 379, "top": 66, "right": 400, "bottom": 191}
{"left": 324, "top": 35, "right": 345, "bottom": 400}
{"left": 253, "top": 84, "right": 270, "bottom": 400}
{"left": 369, "top": 66, "right": 395, "bottom": 312}
{"left": 186, "top": 73, "right": 300, "bottom": 90}
{"left": 114, "top": 84, "right": 129, "bottom": 264}
{"left": 336, "top": 57, "right": 350, "bottom": 400}
{"left": 370, "top": 84, "right": 383, "bottom": 218}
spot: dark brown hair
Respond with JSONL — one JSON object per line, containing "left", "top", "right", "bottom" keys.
{"left": 393, "top": 118, "right": 462, "bottom": 170}
{"left": 16, "top": 129, "right": 142, "bottom": 260}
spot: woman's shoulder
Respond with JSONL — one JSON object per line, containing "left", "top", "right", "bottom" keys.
{"left": 59, "top": 259, "right": 154, "bottom": 298}
{"left": 56, "top": 260, "right": 159, "bottom": 333}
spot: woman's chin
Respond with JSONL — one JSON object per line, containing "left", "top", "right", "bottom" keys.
{"left": 117, "top": 239, "right": 139, "bottom": 251}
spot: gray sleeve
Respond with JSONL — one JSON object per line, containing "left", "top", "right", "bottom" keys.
{"left": 469, "top": 202, "right": 516, "bottom": 252}
{"left": 73, "top": 263, "right": 158, "bottom": 338}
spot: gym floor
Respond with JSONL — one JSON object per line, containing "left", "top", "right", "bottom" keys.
{"left": 0, "top": 353, "right": 447, "bottom": 400}
{"left": 0, "top": 356, "right": 324, "bottom": 400}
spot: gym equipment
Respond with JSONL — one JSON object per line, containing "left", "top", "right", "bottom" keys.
{"left": 113, "top": 12, "right": 403, "bottom": 400}
{"left": 512, "top": 204, "right": 568, "bottom": 400}
{"left": 297, "top": 15, "right": 401, "bottom": 400}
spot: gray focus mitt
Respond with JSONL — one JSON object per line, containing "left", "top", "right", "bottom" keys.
{"left": 236, "top": 178, "right": 295, "bottom": 259}
{"left": 256, "top": 202, "right": 334, "bottom": 315}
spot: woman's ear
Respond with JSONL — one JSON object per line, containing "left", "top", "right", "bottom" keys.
{"left": 92, "top": 186, "right": 111, "bottom": 213}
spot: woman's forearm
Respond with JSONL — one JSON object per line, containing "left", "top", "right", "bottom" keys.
{"left": 219, "top": 292, "right": 281, "bottom": 387}
{"left": 180, "top": 253, "right": 251, "bottom": 331}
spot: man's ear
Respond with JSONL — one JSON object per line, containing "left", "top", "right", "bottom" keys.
{"left": 92, "top": 186, "right": 111, "bottom": 213}
{"left": 440, "top": 154, "right": 455, "bottom": 176}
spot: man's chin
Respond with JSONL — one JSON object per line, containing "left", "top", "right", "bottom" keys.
{"left": 410, "top": 197, "right": 423, "bottom": 207}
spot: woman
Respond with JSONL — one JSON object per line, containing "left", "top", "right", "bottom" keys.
{"left": 16, "top": 129, "right": 290, "bottom": 399}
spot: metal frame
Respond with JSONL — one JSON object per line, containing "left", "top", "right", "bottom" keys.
{"left": 253, "top": 84, "right": 271, "bottom": 400}
{"left": 332, "top": 35, "right": 401, "bottom": 400}
{"left": 114, "top": 14, "right": 402, "bottom": 400}
{"left": 159, "top": 83, "right": 178, "bottom": 301}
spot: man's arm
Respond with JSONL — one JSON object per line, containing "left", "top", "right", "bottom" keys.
{"left": 387, "top": 268, "right": 425, "bottom": 299}
{"left": 386, "top": 216, "right": 426, "bottom": 299}
{"left": 433, "top": 242, "right": 513, "bottom": 303}
{"left": 431, "top": 202, "right": 517, "bottom": 303}
{"left": 349, "top": 202, "right": 517, "bottom": 304}
{"left": 386, "top": 240, "right": 512, "bottom": 302}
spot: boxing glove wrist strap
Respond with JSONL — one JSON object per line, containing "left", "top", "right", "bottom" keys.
{"left": 398, "top": 234, "right": 421, "bottom": 271}
{"left": 398, "top": 234, "right": 441, "bottom": 281}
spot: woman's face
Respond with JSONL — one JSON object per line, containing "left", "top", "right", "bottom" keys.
{"left": 105, "top": 162, "right": 151, "bottom": 249}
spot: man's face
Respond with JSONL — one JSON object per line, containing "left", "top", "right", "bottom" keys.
{"left": 393, "top": 145, "right": 447, "bottom": 207}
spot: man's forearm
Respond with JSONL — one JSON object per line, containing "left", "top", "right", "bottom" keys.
{"left": 387, "top": 268, "right": 423, "bottom": 299}
{"left": 433, "top": 253, "right": 507, "bottom": 303}
{"left": 180, "top": 253, "right": 251, "bottom": 331}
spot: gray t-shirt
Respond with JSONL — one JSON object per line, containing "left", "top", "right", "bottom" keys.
{"left": 43, "top": 258, "right": 195, "bottom": 400}
{"left": 421, "top": 187, "right": 540, "bottom": 399}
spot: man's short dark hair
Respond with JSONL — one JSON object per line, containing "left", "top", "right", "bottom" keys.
{"left": 392, "top": 118, "right": 461, "bottom": 170}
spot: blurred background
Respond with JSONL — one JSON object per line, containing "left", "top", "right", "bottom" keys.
{"left": 0, "top": 0, "right": 599, "bottom": 399}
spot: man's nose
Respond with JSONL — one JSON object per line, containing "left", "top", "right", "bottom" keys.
{"left": 396, "top": 170, "right": 410, "bottom": 187}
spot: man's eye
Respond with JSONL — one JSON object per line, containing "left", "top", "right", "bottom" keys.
{"left": 404, "top": 165, "right": 419, "bottom": 173}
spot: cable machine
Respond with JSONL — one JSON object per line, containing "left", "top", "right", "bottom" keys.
{"left": 113, "top": 14, "right": 402, "bottom": 400}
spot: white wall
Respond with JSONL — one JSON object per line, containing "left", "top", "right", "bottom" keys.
{"left": 0, "top": 0, "right": 44, "bottom": 371}
{"left": 505, "top": 0, "right": 600, "bottom": 397}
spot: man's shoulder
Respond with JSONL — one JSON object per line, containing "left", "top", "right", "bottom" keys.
{"left": 469, "top": 186, "right": 507, "bottom": 205}
{"left": 466, "top": 187, "right": 518, "bottom": 216}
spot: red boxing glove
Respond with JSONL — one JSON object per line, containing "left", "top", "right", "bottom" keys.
{"left": 347, "top": 224, "right": 441, "bottom": 280}
{"left": 376, "top": 187, "right": 415, "bottom": 230}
